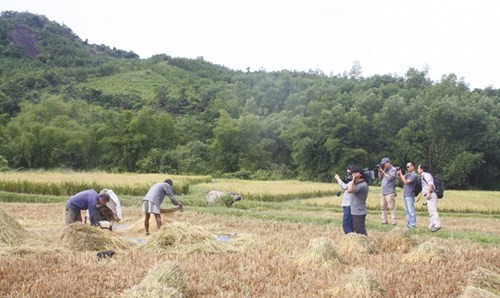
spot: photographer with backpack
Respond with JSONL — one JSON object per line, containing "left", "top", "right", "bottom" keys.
{"left": 418, "top": 163, "right": 442, "bottom": 232}
{"left": 397, "top": 162, "right": 418, "bottom": 228}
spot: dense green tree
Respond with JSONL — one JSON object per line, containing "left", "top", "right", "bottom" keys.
{"left": 0, "top": 11, "right": 498, "bottom": 189}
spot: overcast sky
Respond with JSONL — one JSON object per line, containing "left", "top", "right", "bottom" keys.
{"left": 2, "top": 0, "right": 500, "bottom": 89}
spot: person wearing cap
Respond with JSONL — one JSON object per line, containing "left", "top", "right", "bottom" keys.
{"left": 142, "top": 178, "right": 183, "bottom": 235}
{"left": 65, "top": 190, "right": 110, "bottom": 226}
{"left": 334, "top": 166, "right": 354, "bottom": 234}
{"left": 377, "top": 157, "right": 397, "bottom": 225}
{"left": 347, "top": 166, "right": 369, "bottom": 236}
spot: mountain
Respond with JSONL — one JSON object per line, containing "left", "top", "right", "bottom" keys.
{"left": 0, "top": 11, "right": 138, "bottom": 65}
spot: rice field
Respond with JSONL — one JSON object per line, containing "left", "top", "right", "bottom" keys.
{"left": 0, "top": 171, "right": 499, "bottom": 297}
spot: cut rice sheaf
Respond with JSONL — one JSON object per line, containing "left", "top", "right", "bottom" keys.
{"left": 122, "top": 261, "right": 185, "bottom": 298}
{"left": 330, "top": 267, "right": 384, "bottom": 297}
{"left": 401, "top": 241, "right": 445, "bottom": 264}
{"left": 0, "top": 207, "right": 27, "bottom": 246}
{"left": 61, "top": 222, "right": 128, "bottom": 251}
{"left": 379, "top": 227, "right": 416, "bottom": 253}
{"left": 297, "top": 237, "right": 343, "bottom": 268}
{"left": 458, "top": 285, "right": 499, "bottom": 298}
{"left": 142, "top": 221, "right": 234, "bottom": 254}
{"left": 337, "top": 233, "right": 378, "bottom": 260}
{"left": 463, "top": 267, "right": 500, "bottom": 296}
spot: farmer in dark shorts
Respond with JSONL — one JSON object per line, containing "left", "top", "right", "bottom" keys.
{"left": 142, "top": 179, "right": 183, "bottom": 235}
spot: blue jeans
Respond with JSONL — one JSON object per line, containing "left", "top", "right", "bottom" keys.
{"left": 403, "top": 196, "right": 417, "bottom": 228}
{"left": 342, "top": 206, "right": 354, "bottom": 234}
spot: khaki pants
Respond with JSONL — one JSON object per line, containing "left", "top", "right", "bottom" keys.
{"left": 426, "top": 192, "right": 441, "bottom": 229}
{"left": 380, "top": 193, "right": 397, "bottom": 224}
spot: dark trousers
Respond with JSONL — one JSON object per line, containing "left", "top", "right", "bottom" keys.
{"left": 352, "top": 214, "right": 367, "bottom": 236}
{"left": 342, "top": 206, "right": 354, "bottom": 234}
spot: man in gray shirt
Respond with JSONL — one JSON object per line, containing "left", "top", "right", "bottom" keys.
{"left": 142, "top": 178, "right": 183, "bottom": 235}
{"left": 397, "top": 162, "right": 418, "bottom": 228}
{"left": 348, "top": 166, "right": 369, "bottom": 236}
{"left": 377, "top": 157, "right": 397, "bottom": 225}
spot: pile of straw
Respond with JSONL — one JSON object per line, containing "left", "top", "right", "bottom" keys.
{"left": 142, "top": 221, "right": 232, "bottom": 254}
{"left": 379, "top": 227, "right": 416, "bottom": 253}
{"left": 297, "top": 237, "right": 343, "bottom": 268}
{"left": 401, "top": 241, "right": 445, "bottom": 264}
{"left": 61, "top": 223, "right": 128, "bottom": 251}
{"left": 337, "top": 233, "right": 377, "bottom": 260}
{"left": 0, "top": 207, "right": 27, "bottom": 246}
{"left": 115, "top": 216, "right": 176, "bottom": 238}
{"left": 122, "top": 261, "right": 185, "bottom": 298}
{"left": 330, "top": 267, "right": 384, "bottom": 297}
{"left": 459, "top": 267, "right": 500, "bottom": 297}
{"left": 458, "top": 286, "right": 499, "bottom": 298}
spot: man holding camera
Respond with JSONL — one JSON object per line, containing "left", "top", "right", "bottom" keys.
{"left": 347, "top": 166, "right": 369, "bottom": 235}
{"left": 334, "top": 166, "right": 354, "bottom": 234}
{"left": 377, "top": 157, "right": 397, "bottom": 225}
{"left": 397, "top": 162, "right": 418, "bottom": 228}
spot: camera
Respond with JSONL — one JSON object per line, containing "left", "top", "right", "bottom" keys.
{"left": 345, "top": 171, "right": 353, "bottom": 183}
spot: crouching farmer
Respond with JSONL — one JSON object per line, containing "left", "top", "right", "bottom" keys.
{"left": 65, "top": 190, "right": 110, "bottom": 226}
{"left": 142, "top": 178, "right": 183, "bottom": 235}
{"left": 206, "top": 191, "right": 242, "bottom": 206}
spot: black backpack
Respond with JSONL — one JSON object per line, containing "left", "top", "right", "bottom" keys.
{"left": 413, "top": 178, "right": 422, "bottom": 197}
{"left": 433, "top": 176, "right": 445, "bottom": 199}
{"left": 423, "top": 175, "right": 445, "bottom": 199}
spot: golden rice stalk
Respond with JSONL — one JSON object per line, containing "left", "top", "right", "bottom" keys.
{"left": 0, "top": 246, "right": 62, "bottom": 257}
{"left": 466, "top": 267, "right": 500, "bottom": 295}
{"left": 122, "top": 286, "right": 182, "bottom": 298}
{"left": 122, "top": 261, "right": 185, "bottom": 298}
{"left": 330, "top": 267, "right": 384, "bottom": 298}
{"left": 379, "top": 227, "right": 417, "bottom": 253}
{"left": 0, "top": 207, "right": 27, "bottom": 246}
{"left": 401, "top": 241, "right": 445, "bottom": 264}
{"left": 337, "top": 233, "right": 378, "bottom": 260}
{"left": 297, "top": 237, "right": 343, "bottom": 268}
{"left": 60, "top": 223, "right": 128, "bottom": 251}
{"left": 142, "top": 221, "right": 232, "bottom": 254}
{"left": 458, "top": 285, "right": 499, "bottom": 298}
{"left": 115, "top": 216, "right": 175, "bottom": 238}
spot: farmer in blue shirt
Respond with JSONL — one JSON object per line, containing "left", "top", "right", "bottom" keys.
{"left": 65, "top": 190, "right": 110, "bottom": 226}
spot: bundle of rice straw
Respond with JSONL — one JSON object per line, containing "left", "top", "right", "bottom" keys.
{"left": 142, "top": 221, "right": 232, "bottom": 254}
{"left": 458, "top": 286, "right": 499, "bottom": 298}
{"left": 115, "top": 216, "right": 175, "bottom": 238}
{"left": 297, "top": 237, "right": 343, "bottom": 268}
{"left": 330, "top": 267, "right": 384, "bottom": 297}
{"left": 0, "top": 207, "right": 27, "bottom": 246}
{"left": 122, "top": 261, "right": 185, "bottom": 298}
{"left": 379, "top": 227, "right": 416, "bottom": 253}
{"left": 61, "top": 223, "right": 128, "bottom": 251}
{"left": 337, "top": 233, "right": 377, "bottom": 260}
{"left": 401, "top": 241, "right": 445, "bottom": 264}
{"left": 465, "top": 267, "right": 500, "bottom": 295}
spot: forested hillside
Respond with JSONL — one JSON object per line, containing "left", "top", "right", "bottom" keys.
{"left": 0, "top": 11, "right": 498, "bottom": 189}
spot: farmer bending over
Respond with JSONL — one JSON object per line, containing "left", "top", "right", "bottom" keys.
{"left": 65, "top": 190, "right": 110, "bottom": 226}
{"left": 142, "top": 179, "right": 183, "bottom": 235}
